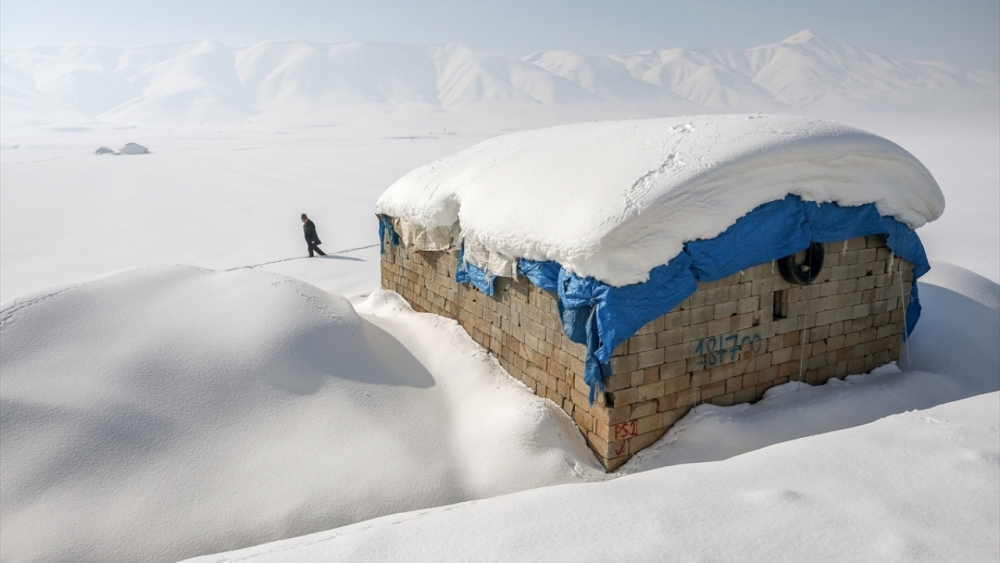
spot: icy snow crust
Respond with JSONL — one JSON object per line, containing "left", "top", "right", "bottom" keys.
{"left": 377, "top": 114, "right": 944, "bottom": 286}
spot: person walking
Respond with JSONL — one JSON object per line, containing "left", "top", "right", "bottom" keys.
{"left": 301, "top": 213, "right": 326, "bottom": 257}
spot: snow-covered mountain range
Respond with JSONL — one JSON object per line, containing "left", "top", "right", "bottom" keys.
{"left": 2, "top": 31, "right": 997, "bottom": 127}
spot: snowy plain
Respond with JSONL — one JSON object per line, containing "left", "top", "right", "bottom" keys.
{"left": 1, "top": 32, "right": 998, "bottom": 563}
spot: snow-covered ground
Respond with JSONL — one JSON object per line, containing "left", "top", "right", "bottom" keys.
{"left": 183, "top": 391, "right": 997, "bottom": 563}
{"left": 1, "top": 32, "right": 998, "bottom": 563}
{"left": 0, "top": 267, "right": 605, "bottom": 562}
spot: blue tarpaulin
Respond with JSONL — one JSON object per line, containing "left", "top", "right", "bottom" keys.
{"left": 456, "top": 244, "right": 497, "bottom": 296}
{"left": 385, "top": 196, "right": 932, "bottom": 403}
{"left": 378, "top": 214, "right": 399, "bottom": 254}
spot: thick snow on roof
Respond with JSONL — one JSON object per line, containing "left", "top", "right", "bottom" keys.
{"left": 377, "top": 114, "right": 944, "bottom": 286}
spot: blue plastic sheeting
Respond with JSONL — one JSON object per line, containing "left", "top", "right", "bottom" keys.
{"left": 456, "top": 245, "right": 497, "bottom": 296}
{"left": 556, "top": 255, "right": 699, "bottom": 402}
{"left": 378, "top": 214, "right": 399, "bottom": 254}
{"left": 461, "top": 195, "right": 931, "bottom": 404}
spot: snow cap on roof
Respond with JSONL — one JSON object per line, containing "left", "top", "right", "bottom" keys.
{"left": 377, "top": 114, "right": 944, "bottom": 286}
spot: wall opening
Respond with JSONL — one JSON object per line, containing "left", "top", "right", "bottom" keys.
{"left": 773, "top": 289, "right": 788, "bottom": 320}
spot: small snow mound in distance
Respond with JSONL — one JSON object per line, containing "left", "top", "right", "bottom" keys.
{"left": 92, "top": 142, "right": 150, "bottom": 155}
{"left": 0, "top": 266, "right": 603, "bottom": 563}
{"left": 118, "top": 141, "right": 149, "bottom": 154}
{"left": 378, "top": 114, "right": 944, "bottom": 285}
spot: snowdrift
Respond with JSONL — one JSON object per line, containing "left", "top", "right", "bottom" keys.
{"left": 906, "top": 262, "right": 1000, "bottom": 383}
{"left": 0, "top": 266, "right": 602, "bottom": 563}
{"left": 182, "top": 391, "right": 1000, "bottom": 563}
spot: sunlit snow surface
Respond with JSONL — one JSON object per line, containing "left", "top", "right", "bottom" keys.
{"left": 0, "top": 267, "right": 605, "bottom": 562}
{"left": 182, "top": 265, "right": 998, "bottom": 563}
{"left": 1, "top": 34, "right": 998, "bottom": 563}
{"left": 185, "top": 397, "right": 999, "bottom": 563}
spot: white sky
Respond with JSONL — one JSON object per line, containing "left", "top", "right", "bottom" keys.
{"left": 0, "top": 0, "right": 997, "bottom": 71}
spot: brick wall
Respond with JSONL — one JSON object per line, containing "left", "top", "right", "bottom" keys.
{"left": 381, "top": 232, "right": 913, "bottom": 470}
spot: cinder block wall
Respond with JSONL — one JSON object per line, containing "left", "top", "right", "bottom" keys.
{"left": 381, "top": 233, "right": 913, "bottom": 470}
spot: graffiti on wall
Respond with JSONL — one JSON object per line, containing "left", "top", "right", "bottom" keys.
{"left": 695, "top": 333, "right": 762, "bottom": 367}
{"left": 612, "top": 421, "right": 637, "bottom": 456}
{"left": 613, "top": 420, "right": 637, "bottom": 440}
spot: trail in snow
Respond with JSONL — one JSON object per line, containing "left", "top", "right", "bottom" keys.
{"left": 229, "top": 244, "right": 380, "bottom": 270}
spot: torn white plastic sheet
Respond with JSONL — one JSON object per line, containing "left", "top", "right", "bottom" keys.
{"left": 463, "top": 239, "right": 517, "bottom": 278}
{"left": 393, "top": 217, "right": 462, "bottom": 252}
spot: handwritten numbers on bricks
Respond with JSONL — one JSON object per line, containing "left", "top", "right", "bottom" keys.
{"left": 695, "top": 333, "right": 762, "bottom": 367}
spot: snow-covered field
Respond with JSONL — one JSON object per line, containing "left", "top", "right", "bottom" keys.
{"left": 1, "top": 32, "right": 998, "bottom": 562}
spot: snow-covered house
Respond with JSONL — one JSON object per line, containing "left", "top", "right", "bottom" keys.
{"left": 377, "top": 115, "right": 944, "bottom": 470}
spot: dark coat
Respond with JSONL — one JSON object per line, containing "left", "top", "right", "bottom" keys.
{"left": 303, "top": 219, "right": 321, "bottom": 244}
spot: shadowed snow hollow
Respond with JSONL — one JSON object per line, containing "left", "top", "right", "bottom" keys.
{"left": 0, "top": 266, "right": 602, "bottom": 563}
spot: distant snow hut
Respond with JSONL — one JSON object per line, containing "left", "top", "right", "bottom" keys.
{"left": 94, "top": 146, "right": 115, "bottom": 155}
{"left": 118, "top": 142, "right": 150, "bottom": 155}
{"left": 377, "top": 115, "right": 944, "bottom": 470}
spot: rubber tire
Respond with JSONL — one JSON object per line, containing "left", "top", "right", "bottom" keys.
{"left": 777, "top": 242, "right": 825, "bottom": 285}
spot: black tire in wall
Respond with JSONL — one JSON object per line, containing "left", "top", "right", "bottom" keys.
{"left": 778, "top": 242, "right": 825, "bottom": 285}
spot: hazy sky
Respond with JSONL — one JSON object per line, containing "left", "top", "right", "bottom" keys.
{"left": 1, "top": 0, "right": 997, "bottom": 71}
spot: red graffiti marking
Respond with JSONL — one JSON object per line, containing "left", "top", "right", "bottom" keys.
{"left": 614, "top": 441, "right": 628, "bottom": 456}
{"left": 613, "top": 420, "right": 637, "bottom": 441}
